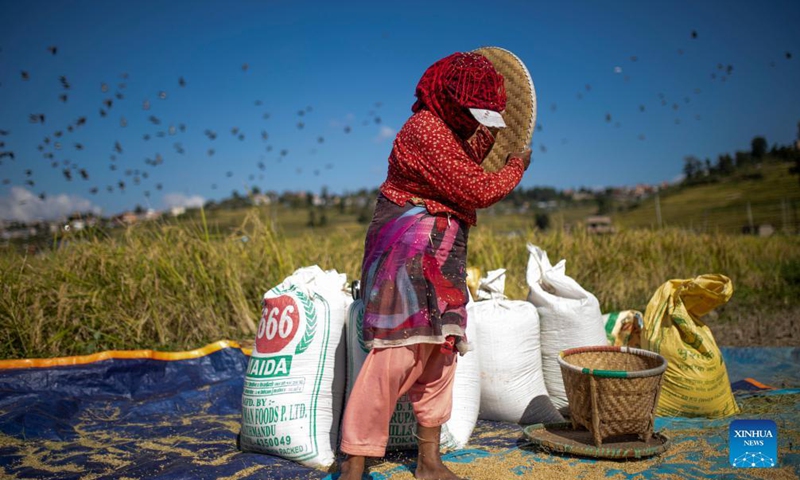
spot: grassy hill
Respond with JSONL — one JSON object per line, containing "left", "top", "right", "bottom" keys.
{"left": 471, "top": 160, "right": 800, "bottom": 236}
{"left": 614, "top": 161, "right": 799, "bottom": 234}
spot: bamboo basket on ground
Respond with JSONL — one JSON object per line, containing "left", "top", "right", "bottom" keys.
{"left": 558, "top": 346, "right": 667, "bottom": 447}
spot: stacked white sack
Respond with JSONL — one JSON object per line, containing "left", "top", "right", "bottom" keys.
{"left": 525, "top": 245, "right": 608, "bottom": 410}
{"left": 240, "top": 266, "right": 350, "bottom": 468}
{"left": 441, "top": 305, "right": 481, "bottom": 450}
{"left": 473, "top": 269, "right": 563, "bottom": 424}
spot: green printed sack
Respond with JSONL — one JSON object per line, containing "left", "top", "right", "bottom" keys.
{"left": 641, "top": 274, "right": 739, "bottom": 418}
{"left": 240, "top": 266, "right": 350, "bottom": 468}
{"left": 602, "top": 310, "right": 643, "bottom": 347}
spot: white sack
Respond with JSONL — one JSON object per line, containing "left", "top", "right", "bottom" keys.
{"left": 525, "top": 245, "right": 608, "bottom": 410}
{"left": 473, "top": 269, "right": 563, "bottom": 424}
{"left": 440, "top": 308, "right": 480, "bottom": 450}
{"left": 240, "top": 266, "right": 350, "bottom": 468}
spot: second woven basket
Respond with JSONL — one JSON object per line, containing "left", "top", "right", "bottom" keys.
{"left": 558, "top": 346, "right": 667, "bottom": 447}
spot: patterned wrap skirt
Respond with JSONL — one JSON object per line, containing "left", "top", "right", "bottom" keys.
{"left": 361, "top": 194, "right": 470, "bottom": 350}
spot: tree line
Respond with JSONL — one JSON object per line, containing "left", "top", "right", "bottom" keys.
{"left": 683, "top": 130, "right": 800, "bottom": 186}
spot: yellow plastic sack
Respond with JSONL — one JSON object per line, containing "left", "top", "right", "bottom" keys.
{"left": 641, "top": 274, "right": 739, "bottom": 418}
{"left": 466, "top": 267, "right": 481, "bottom": 301}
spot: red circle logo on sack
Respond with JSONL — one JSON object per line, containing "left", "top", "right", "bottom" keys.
{"left": 255, "top": 295, "right": 300, "bottom": 354}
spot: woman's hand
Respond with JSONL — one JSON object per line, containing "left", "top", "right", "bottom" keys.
{"left": 507, "top": 149, "right": 532, "bottom": 170}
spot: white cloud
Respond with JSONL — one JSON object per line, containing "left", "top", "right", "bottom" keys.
{"left": 329, "top": 113, "right": 356, "bottom": 128}
{"left": 374, "top": 125, "right": 396, "bottom": 143}
{"left": 0, "top": 187, "right": 101, "bottom": 222}
{"left": 162, "top": 192, "right": 205, "bottom": 209}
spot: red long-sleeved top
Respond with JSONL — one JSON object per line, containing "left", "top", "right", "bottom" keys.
{"left": 380, "top": 109, "right": 525, "bottom": 226}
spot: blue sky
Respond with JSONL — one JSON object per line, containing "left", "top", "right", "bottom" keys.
{"left": 1, "top": 0, "right": 798, "bottom": 221}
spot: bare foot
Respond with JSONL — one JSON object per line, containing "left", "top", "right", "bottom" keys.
{"left": 415, "top": 460, "right": 463, "bottom": 480}
{"left": 414, "top": 424, "right": 463, "bottom": 480}
{"left": 338, "top": 455, "right": 366, "bottom": 480}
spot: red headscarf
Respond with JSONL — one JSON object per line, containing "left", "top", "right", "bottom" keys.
{"left": 412, "top": 52, "right": 507, "bottom": 139}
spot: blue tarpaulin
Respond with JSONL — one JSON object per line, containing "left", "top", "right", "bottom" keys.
{"left": 0, "top": 342, "right": 797, "bottom": 479}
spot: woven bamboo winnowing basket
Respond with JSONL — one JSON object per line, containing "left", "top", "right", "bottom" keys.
{"left": 558, "top": 346, "right": 667, "bottom": 447}
{"left": 471, "top": 46, "right": 536, "bottom": 173}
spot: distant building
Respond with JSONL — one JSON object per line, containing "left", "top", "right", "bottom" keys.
{"left": 741, "top": 223, "right": 775, "bottom": 237}
{"left": 570, "top": 191, "right": 595, "bottom": 202}
{"left": 252, "top": 194, "right": 271, "bottom": 206}
{"left": 170, "top": 206, "right": 186, "bottom": 217}
{"left": 586, "top": 215, "right": 615, "bottom": 234}
{"left": 116, "top": 212, "right": 138, "bottom": 225}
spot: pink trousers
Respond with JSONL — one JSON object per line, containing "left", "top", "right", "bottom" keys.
{"left": 339, "top": 343, "right": 457, "bottom": 457}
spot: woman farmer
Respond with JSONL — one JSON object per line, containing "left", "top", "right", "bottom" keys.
{"left": 339, "top": 51, "right": 531, "bottom": 480}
